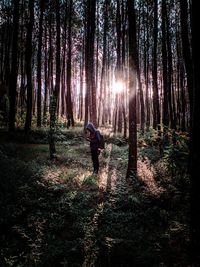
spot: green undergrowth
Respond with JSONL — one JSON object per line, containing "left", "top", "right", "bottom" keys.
{"left": 0, "top": 128, "right": 190, "bottom": 267}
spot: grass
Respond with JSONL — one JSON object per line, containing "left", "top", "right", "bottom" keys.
{"left": 0, "top": 128, "right": 190, "bottom": 267}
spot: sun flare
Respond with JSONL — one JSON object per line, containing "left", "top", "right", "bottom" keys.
{"left": 112, "top": 80, "right": 124, "bottom": 94}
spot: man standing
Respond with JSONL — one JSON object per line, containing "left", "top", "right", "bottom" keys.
{"left": 86, "top": 122, "right": 100, "bottom": 174}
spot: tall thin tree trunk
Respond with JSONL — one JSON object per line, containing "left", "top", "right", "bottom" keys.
{"left": 37, "top": 0, "right": 45, "bottom": 127}
{"left": 24, "top": 0, "right": 34, "bottom": 132}
{"left": 90, "top": 0, "right": 97, "bottom": 126}
{"left": 49, "top": 0, "right": 60, "bottom": 158}
{"left": 144, "top": 5, "right": 150, "bottom": 130}
{"left": 152, "top": 0, "right": 160, "bottom": 131}
{"left": 180, "top": 0, "right": 193, "bottom": 118}
{"left": 165, "top": 0, "right": 174, "bottom": 129}
{"left": 98, "top": 0, "right": 108, "bottom": 126}
{"left": 61, "top": 4, "right": 67, "bottom": 117}
{"left": 43, "top": 21, "right": 48, "bottom": 125}
{"left": 126, "top": 0, "right": 137, "bottom": 177}
{"left": 161, "top": 0, "right": 169, "bottom": 131}
{"left": 66, "top": 0, "right": 74, "bottom": 128}
{"left": 84, "top": 0, "right": 96, "bottom": 127}
{"left": 9, "top": 0, "right": 19, "bottom": 132}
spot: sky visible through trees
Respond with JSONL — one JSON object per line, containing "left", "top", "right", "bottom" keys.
{"left": 0, "top": 0, "right": 193, "bottom": 134}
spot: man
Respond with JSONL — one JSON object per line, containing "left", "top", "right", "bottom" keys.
{"left": 86, "top": 122, "right": 100, "bottom": 174}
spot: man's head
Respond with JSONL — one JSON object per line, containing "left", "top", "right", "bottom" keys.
{"left": 86, "top": 122, "right": 96, "bottom": 134}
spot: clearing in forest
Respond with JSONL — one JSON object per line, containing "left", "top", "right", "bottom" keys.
{"left": 0, "top": 133, "right": 190, "bottom": 266}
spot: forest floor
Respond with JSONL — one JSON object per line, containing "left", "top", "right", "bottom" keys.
{"left": 0, "top": 128, "right": 191, "bottom": 267}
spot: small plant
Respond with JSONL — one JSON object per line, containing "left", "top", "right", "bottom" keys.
{"left": 163, "top": 131, "right": 189, "bottom": 175}
{"left": 140, "top": 127, "right": 159, "bottom": 147}
{"left": 82, "top": 175, "right": 98, "bottom": 187}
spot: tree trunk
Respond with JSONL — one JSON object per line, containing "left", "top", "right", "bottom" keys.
{"left": 66, "top": 0, "right": 74, "bottom": 128}
{"left": 126, "top": 0, "right": 137, "bottom": 177}
{"left": 24, "top": 0, "right": 34, "bottom": 132}
{"left": 61, "top": 4, "right": 67, "bottom": 117}
{"left": 144, "top": 4, "right": 150, "bottom": 130}
{"left": 152, "top": 0, "right": 160, "bottom": 131}
{"left": 84, "top": 0, "right": 97, "bottom": 127}
{"left": 161, "top": 0, "right": 169, "bottom": 132}
{"left": 98, "top": 0, "right": 108, "bottom": 126}
{"left": 180, "top": 0, "right": 193, "bottom": 118}
{"left": 165, "top": 0, "right": 175, "bottom": 129}
{"left": 49, "top": 0, "right": 60, "bottom": 159}
{"left": 9, "top": 0, "right": 19, "bottom": 132}
{"left": 37, "top": 0, "right": 45, "bottom": 127}
{"left": 43, "top": 20, "right": 48, "bottom": 125}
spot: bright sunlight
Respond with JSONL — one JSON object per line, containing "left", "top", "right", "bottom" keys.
{"left": 111, "top": 80, "right": 124, "bottom": 94}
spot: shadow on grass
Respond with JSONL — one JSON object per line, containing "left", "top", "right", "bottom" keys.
{"left": 0, "top": 141, "right": 190, "bottom": 267}
{"left": 0, "top": 149, "right": 100, "bottom": 266}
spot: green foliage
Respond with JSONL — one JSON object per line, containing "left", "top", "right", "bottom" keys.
{"left": 15, "top": 112, "right": 26, "bottom": 128}
{"left": 139, "top": 127, "right": 160, "bottom": 147}
{"left": 139, "top": 146, "right": 161, "bottom": 163}
{"left": 82, "top": 175, "right": 98, "bottom": 187}
{"left": 0, "top": 129, "right": 190, "bottom": 267}
{"left": 107, "top": 133, "right": 127, "bottom": 146}
{"left": 163, "top": 131, "right": 189, "bottom": 175}
{"left": 0, "top": 94, "right": 9, "bottom": 127}
{"left": 111, "top": 144, "right": 128, "bottom": 160}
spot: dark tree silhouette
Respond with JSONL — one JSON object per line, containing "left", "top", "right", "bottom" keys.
{"left": 84, "top": 0, "right": 97, "bottom": 127}
{"left": 49, "top": 0, "right": 60, "bottom": 159}
{"left": 189, "top": 0, "right": 200, "bottom": 263}
{"left": 126, "top": 0, "right": 137, "bottom": 177}
{"left": 24, "top": 0, "right": 34, "bottom": 132}
{"left": 37, "top": 0, "right": 45, "bottom": 127}
{"left": 9, "top": 0, "right": 19, "bottom": 132}
{"left": 66, "top": 0, "right": 74, "bottom": 128}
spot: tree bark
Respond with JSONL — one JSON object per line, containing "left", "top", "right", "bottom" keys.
{"left": 37, "top": 0, "right": 45, "bottom": 127}
{"left": 180, "top": 0, "right": 193, "bottom": 118}
{"left": 152, "top": 0, "right": 161, "bottom": 131}
{"left": 66, "top": 0, "right": 74, "bottom": 128}
{"left": 49, "top": 0, "right": 60, "bottom": 159}
{"left": 24, "top": 0, "right": 34, "bottom": 132}
{"left": 9, "top": 0, "right": 19, "bottom": 132}
{"left": 84, "top": 0, "right": 97, "bottom": 127}
{"left": 126, "top": 0, "right": 137, "bottom": 177}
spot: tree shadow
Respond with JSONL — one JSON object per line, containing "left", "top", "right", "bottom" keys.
{"left": 0, "top": 141, "right": 190, "bottom": 267}
{"left": 84, "top": 145, "right": 190, "bottom": 267}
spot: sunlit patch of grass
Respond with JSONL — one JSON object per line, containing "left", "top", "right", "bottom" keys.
{"left": 137, "top": 159, "right": 164, "bottom": 196}
{"left": 75, "top": 171, "right": 91, "bottom": 184}
{"left": 0, "top": 128, "right": 190, "bottom": 267}
{"left": 61, "top": 169, "right": 88, "bottom": 188}
{"left": 43, "top": 169, "right": 62, "bottom": 185}
{"left": 82, "top": 175, "right": 98, "bottom": 188}
{"left": 61, "top": 169, "right": 79, "bottom": 180}
{"left": 98, "top": 168, "right": 109, "bottom": 190}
